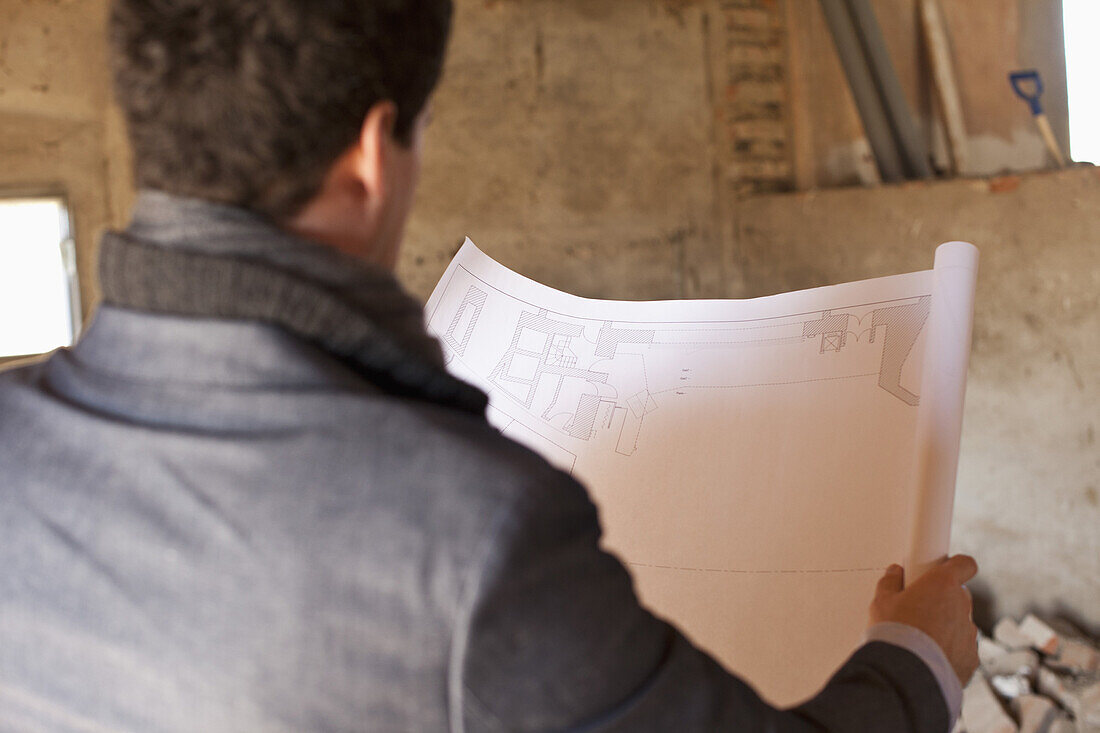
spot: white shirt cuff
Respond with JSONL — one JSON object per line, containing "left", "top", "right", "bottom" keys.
{"left": 861, "top": 621, "right": 963, "bottom": 728}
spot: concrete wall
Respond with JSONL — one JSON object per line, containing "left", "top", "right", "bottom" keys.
{"left": 723, "top": 168, "right": 1100, "bottom": 627}
{"left": 400, "top": 0, "right": 719, "bottom": 302}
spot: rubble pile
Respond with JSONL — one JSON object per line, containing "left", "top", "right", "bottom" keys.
{"left": 954, "top": 614, "right": 1100, "bottom": 733}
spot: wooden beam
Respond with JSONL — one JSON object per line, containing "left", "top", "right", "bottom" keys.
{"left": 920, "top": 0, "right": 969, "bottom": 175}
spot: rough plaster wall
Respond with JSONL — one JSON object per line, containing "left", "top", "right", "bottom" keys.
{"left": 727, "top": 167, "right": 1100, "bottom": 628}
{"left": 0, "top": 0, "right": 115, "bottom": 316}
{"left": 399, "top": 0, "right": 718, "bottom": 302}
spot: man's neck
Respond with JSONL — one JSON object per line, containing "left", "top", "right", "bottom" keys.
{"left": 281, "top": 185, "right": 399, "bottom": 270}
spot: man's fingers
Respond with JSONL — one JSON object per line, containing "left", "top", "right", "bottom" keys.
{"left": 875, "top": 563, "right": 905, "bottom": 597}
{"left": 941, "top": 554, "right": 979, "bottom": 585}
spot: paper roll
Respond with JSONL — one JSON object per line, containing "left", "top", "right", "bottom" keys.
{"left": 905, "top": 241, "right": 980, "bottom": 580}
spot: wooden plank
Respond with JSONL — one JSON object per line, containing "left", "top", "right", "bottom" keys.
{"left": 919, "top": 0, "right": 969, "bottom": 174}
{"left": 784, "top": 0, "right": 815, "bottom": 190}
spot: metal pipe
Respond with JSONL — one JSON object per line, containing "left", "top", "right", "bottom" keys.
{"left": 818, "top": 0, "right": 906, "bottom": 182}
{"left": 845, "top": 0, "right": 934, "bottom": 179}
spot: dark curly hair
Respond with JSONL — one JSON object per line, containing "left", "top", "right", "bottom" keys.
{"left": 109, "top": 0, "right": 452, "bottom": 218}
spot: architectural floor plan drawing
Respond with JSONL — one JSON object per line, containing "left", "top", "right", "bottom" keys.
{"left": 425, "top": 239, "right": 979, "bottom": 706}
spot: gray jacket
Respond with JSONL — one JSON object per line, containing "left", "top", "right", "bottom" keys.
{"left": 0, "top": 192, "right": 952, "bottom": 732}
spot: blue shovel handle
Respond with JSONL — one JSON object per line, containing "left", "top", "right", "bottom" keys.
{"left": 1009, "top": 70, "right": 1044, "bottom": 115}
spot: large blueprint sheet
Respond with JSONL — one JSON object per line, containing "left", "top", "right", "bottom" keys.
{"left": 425, "top": 239, "right": 978, "bottom": 706}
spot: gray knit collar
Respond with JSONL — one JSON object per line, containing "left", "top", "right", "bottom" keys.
{"left": 98, "top": 191, "right": 487, "bottom": 415}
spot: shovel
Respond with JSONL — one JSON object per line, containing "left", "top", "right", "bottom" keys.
{"left": 1009, "top": 70, "right": 1067, "bottom": 168}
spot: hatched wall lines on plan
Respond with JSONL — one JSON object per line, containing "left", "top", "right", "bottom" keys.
{"left": 487, "top": 309, "right": 608, "bottom": 411}
{"left": 441, "top": 285, "right": 487, "bottom": 358}
{"left": 430, "top": 268, "right": 935, "bottom": 457}
{"left": 448, "top": 264, "right": 928, "bottom": 327}
{"left": 485, "top": 307, "right": 928, "bottom": 449}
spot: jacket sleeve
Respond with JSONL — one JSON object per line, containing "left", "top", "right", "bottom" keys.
{"left": 451, "top": 463, "right": 950, "bottom": 733}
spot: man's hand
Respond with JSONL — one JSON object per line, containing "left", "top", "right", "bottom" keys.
{"left": 869, "top": 555, "right": 980, "bottom": 686}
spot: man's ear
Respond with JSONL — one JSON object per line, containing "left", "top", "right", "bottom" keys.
{"left": 353, "top": 100, "right": 399, "bottom": 211}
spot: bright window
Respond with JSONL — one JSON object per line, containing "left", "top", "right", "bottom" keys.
{"left": 1064, "top": 0, "right": 1100, "bottom": 164}
{"left": 0, "top": 197, "right": 81, "bottom": 358}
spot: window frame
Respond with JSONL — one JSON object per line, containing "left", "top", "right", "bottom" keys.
{"left": 0, "top": 186, "right": 82, "bottom": 367}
